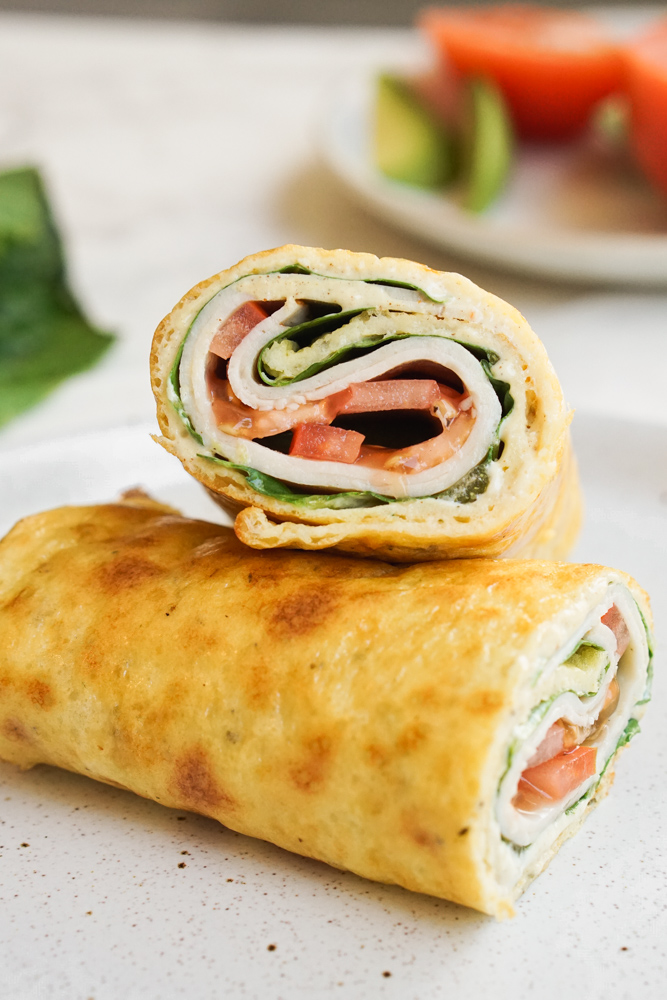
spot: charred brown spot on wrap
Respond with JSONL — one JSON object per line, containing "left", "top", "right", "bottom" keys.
{"left": 396, "top": 721, "right": 430, "bottom": 754}
{"left": 466, "top": 690, "right": 505, "bottom": 715}
{"left": 2, "top": 717, "right": 31, "bottom": 743}
{"left": 0, "top": 674, "right": 54, "bottom": 709}
{"left": 96, "top": 556, "right": 164, "bottom": 592}
{"left": 289, "top": 734, "right": 334, "bottom": 792}
{"left": 403, "top": 816, "right": 444, "bottom": 851}
{"left": 365, "top": 742, "right": 389, "bottom": 766}
{"left": 26, "top": 679, "right": 54, "bottom": 709}
{"left": 81, "top": 644, "right": 104, "bottom": 675}
{"left": 269, "top": 587, "right": 339, "bottom": 636}
{"left": 73, "top": 521, "right": 100, "bottom": 543}
{"left": 114, "top": 532, "right": 161, "bottom": 550}
{"left": 242, "top": 659, "right": 277, "bottom": 709}
{"left": 172, "top": 746, "right": 235, "bottom": 811}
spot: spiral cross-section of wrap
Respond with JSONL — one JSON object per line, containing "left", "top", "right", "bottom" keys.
{"left": 151, "top": 246, "right": 580, "bottom": 561}
{"left": 0, "top": 501, "right": 653, "bottom": 916}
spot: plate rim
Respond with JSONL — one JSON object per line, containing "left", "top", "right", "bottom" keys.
{"left": 321, "top": 72, "right": 667, "bottom": 286}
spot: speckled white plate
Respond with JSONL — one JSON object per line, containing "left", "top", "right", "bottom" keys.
{"left": 1, "top": 418, "right": 666, "bottom": 1000}
{"left": 321, "top": 7, "right": 667, "bottom": 287}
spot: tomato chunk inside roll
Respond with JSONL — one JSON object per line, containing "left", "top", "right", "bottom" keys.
{"left": 497, "top": 596, "right": 650, "bottom": 849}
{"left": 173, "top": 271, "right": 506, "bottom": 500}
{"left": 153, "top": 245, "right": 579, "bottom": 562}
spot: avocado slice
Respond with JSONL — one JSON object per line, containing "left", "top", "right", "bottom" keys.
{"left": 461, "top": 77, "right": 514, "bottom": 212}
{"left": 374, "top": 73, "right": 455, "bottom": 189}
{"left": 594, "top": 95, "right": 629, "bottom": 150}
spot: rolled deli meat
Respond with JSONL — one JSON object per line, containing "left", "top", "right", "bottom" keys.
{"left": 0, "top": 499, "right": 652, "bottom": 916}
{"left": 150, "top": 246, "right": 581, "bottom": 561}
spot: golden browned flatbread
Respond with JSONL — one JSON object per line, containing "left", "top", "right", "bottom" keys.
{"left": 0, "top": 500, "right": 651, "bottom": 916}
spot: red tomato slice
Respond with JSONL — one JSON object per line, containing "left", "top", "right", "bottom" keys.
{"left": 420, "top": 5, "right": 622, "bottom": 140}
{"left": 624, "top": 20, "right": 667, "bottom": 197}
{"left": 209, "top": 302, "right": 270, "bottom": 360}
{"left": 209, "top": 380, "right": 350, "bottom": 440}
{"left": 514, "top": 746, "right": 597, "bottom": 812}
{"left": 601, "top": 605, "right": 631, "bottom": 657}
{"left": 339, "top": 379, "right": 443, "bottom": 414}
{"left": 365, "top": 407, "right": 474, "bottom": 474}
{"left": 289, "top": 423, "right": 364, "bottom": 464}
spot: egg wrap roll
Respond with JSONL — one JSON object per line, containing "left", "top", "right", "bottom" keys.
{"left": 150, "top": 245, "right": 581, "bottom": 561}
{"left": 0, "top": 499, "right": 651, "bottom": 916}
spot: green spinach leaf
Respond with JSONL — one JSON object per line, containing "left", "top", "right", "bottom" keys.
{"left": 198, "top": 453, "right": 398, "bottom": 509}
{"left": 275, "top": 263, "right": 447, "bottom": 302}
{"left": 168, "top": 336, "right": 203, "bottom": 445}
{"left": 0, "top": 167, "right": 114, "bottom": 428}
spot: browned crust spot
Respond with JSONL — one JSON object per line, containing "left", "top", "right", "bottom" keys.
{"left": 172, "top": 746, "right": 235, "bottom": 811}
{"left": 2, "top": 718, "right": 31, "bottom": 743}
{"left": 396, "top": 721, "right": 429, "bottom": 754}
{"left": 365, "top": 743, "right": 389, "bottom": 766}
{"left": 26, "top": 680, "right": 54, "bottom": 709}
{"left": 96, "top": 556, "right": 164, "bottom": 592}
{"left": 269, "top": 587, "right": 338, "bottom": 636}
{"left": 403, "top": 815, "right": 444, "bottom": 851}
{"left": 289, "top": 734, "right": 333, "bottom": 792}
{"left": 466, "top": 690, "right": 505, "bottom": 715}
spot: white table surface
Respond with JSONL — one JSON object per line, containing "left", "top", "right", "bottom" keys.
{"left": 0, "top": 13, "right": 666, "bottom": 1000}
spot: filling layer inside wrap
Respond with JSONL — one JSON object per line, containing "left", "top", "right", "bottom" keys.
{"left": 169, "top": 267, "right": 513, "bottom": 504}
{"left": 495, "top": 586, "right": 652, "bottom": 880}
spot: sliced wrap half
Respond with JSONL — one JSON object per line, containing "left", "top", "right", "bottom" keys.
{"left": 151, "top": 245, "right": 580, "bottom": 561}
{"left": 0, "top": 499, "right": 652, "bottom": 916}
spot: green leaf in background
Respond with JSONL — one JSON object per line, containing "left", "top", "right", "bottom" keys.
{"left": 0, "top": 166, "right": 115, "bottom": 428}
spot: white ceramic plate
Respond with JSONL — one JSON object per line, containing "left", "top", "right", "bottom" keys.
{"left": 1, "top": 419, "right": 666, "bottom": 999}
{"left": 321, "top": 21, "right": 667, "bottom": 286}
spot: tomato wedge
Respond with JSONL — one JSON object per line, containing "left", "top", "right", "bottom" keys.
{"left": 380, "top": 407, "right": 473, "bottom": 473}
{"left": 289, "top": 423, "right": 364, "bottom": 464}
{"left": 420, "top": 5, "right": 622, "bottom": 140}
{"left": 513, "top": 745, "right": 597, "bottom": 812}
{"left": 624, "top": 19, "right": 667, "bottom": 197}
{"left": 209, "top": 380, "right": 350, "bottom": 440}
{"left": 209, "top": 301, "right": 270, "bottom": 360}
{"left": 339, "top": 379, "right": 442, "bottom": 414}
{"left": 601, "top": 605, "right": 631, "bottom": 657}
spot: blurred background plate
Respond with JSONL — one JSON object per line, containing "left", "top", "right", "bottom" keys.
{"left": 322, "top": 64, "right": 667, "bottom": 286}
